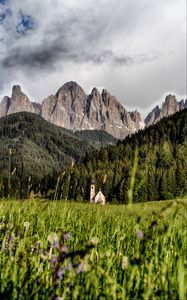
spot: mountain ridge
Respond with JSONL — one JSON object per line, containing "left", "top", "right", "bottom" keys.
{"left": 0, "top": 82, "right": 186, "bottom": 139}
{"left": 0, "top": 82, "right": 144, "bottom": 139}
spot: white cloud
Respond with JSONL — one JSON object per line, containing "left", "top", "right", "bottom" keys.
{"left": 0, "top": 0, "right": 186, "bottom": 111}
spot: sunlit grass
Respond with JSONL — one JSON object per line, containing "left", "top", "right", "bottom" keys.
{"left": 0, "top": 199, "right": 186, "bottom": 299}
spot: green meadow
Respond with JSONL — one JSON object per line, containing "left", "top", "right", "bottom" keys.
{"left": 0, "top": 199, "right": 186, "bottom": 300}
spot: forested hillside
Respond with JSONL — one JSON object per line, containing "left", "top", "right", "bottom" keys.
{"left": 0, "top": 112, "right": 116, "bottom": 197}
{"left": 58, "top": 109, "right": 187, "bottom": 202}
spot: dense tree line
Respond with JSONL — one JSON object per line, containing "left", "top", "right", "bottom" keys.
{"left": 55, "top": 109, "right": 187, "bottom": 203}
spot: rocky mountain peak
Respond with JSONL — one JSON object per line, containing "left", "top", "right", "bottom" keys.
{"left": 7, "top": 85, "right": 35, "bottom": 115}
{"left": 165, "top": 94, "right": 176, "bottom": 104}
{"left": 145, "top": 94, "right": 186, "bottom": 126}
{"left": 0, "top": 96, "right": 11, "bottom": 118}
{"left": 56, "top": 81, "right": 86, "bottom": 99}
{"left": 0, "top": 85, "right": 41, "bottom": 117}
{"left": 102, "top": 89, "right": 122, "bottom": 111}
{"left": 91, "top": 87, "right": 100, "bottom": 97}
{"left": 162, "top": 94, "right": 178, "bottom": 116}
{"left": 12, "top": 85, "right": 21, "bottom": 95}
{"left": 129, "top": 110, "right": 144, "bottom": 126}
{"left": 102, "top": 89, "right": 111, "bottom": 102}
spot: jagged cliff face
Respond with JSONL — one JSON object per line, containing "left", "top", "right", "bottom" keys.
{"left": 145, "top": 94, "right": 187, "bottom": 126}
{"left": 0, "top": 96, "right": 11, "bottom": 118}
{"left": 42, "top": 82, "right": 144, "bottom": 139}
{"left": 42, "top": 82, "right": 88, "bottom": 129}
{"left": 0, "top": 85, "right": 40, "bottom": 117}
{"left": 1, "top": 82, "right": 144, "bottom": 139}
{"left": 7, "top": 85, "right": 35, "bottom": 115}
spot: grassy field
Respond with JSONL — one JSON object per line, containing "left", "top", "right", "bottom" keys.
{"left": 0, "top": 199, "right": 186, "bottom": 300}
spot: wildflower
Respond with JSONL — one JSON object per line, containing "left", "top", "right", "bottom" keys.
{"left": 52, "top": 239, "right": 59, "bottom": 249}
{"left": 57, "top": 268, "right": 64, "bottom": 281}
{"left": 137, "top": 229, "right": 144, "bottom": 239}
{"left": 75, "top": 262, "right": 85, "bottom": 275}
{"left": 91, "top": 237, "right": 99, "bottom": 246}
{"left": 65, "top": 262, "right": 72, "bottom": 271}
{"left": 122, "top": 256, "right": 128, "bottom": 269}
{"left": 50, "top": 255, "right": 57, "bottom": 268}
{"left": 6, "top": 234, "right": 14, "bottom": 252}
{"left": 61, "top": 245, "right": 68, "bottom": 257}
{"left": 63, "top": 232, "right": 71, "bottom": 241}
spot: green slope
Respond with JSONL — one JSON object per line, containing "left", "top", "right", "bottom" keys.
{"left": 0, "top": 112, "right": 116, "bottom": 196}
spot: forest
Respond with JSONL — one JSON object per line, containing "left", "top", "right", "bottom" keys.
{"left": 56, "top": 109, "right": 187, "bottom": 203}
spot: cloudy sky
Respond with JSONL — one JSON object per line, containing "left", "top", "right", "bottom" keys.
{"left": 0, "top": 0, "right": 186, "bottom": 114}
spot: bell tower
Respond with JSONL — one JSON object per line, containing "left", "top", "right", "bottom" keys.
{"left": 90, "top": 179, "right": 96, "bottom": 203}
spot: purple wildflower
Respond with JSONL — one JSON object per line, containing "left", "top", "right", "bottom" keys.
{"left": 50, "top": 255, "right": 57, "bottom": 268}
{"left": 52, "top": 239, "right": 59, "bottom": 249}
{"left": 137, "top": 229, "right": 144, "bottom": 239}
{"left": 52, "top": 296, "right": 62, "bottom": 300}
{"left": 63, "top": 232, "right": 71, "bottom": 241}
{"left": 57, "top": 268, "right": 64, "bottom": 281}
{"left": 75, "top": 262, "right": 84, "bottom": 275}
{"left": 65, "top": 262, "right": 72, "bottom": 271}
{"left": 61, "top": 245, "right": 68, "bottom": 257}
{"left": 6, "top": 234, "right": 14, "bottom": 252}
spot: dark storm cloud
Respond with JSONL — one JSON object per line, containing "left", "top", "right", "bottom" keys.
{"left": 1, "top": 44, "right": 164, "bottom": 70}
{"left": 2, "top": 44, "right": 68, "bottom": 69}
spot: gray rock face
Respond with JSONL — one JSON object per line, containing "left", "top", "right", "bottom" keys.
{"left": 42, "top": 82, "right": 144, "bottom": 139}
{"left": 0, "top": 85, "right": 42, "bottom": 117}
{"left": 0, "top": 96, "right": 11, "bottom": 117}
{"left": 42, "top": 82, "right": 88, "bottom": 129}
{"left": 145, "top": 94, "right": 187, "bottom": 126}
{"left": 7, "top": 85, "right": 35, "bottom": 115}
{"left": 32, "top": 102, "right": 42, "bottom": 115}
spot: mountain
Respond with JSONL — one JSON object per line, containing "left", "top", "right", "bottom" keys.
{"left": 0, "top": 112, "right": 116, "bottom": 197}
{"left": 0, "top": 82, "right": 144, "bottom": 139}
{"left": 0, "top": 85, "right": 35, "bottom": 117}
{"left": 57, "top": 108, "right": 187, "bottom": 203}
{"left": 145, "top": 94, "right": 187, "bottom": 126}
{"left": 42, "top": 82, "right": 144, "bottom": 139}
{"left": 1, "top": 83, "right": 186, "bottom": 138}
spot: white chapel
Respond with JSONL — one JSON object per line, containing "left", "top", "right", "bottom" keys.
{"left": 90, "top": 179, "right": 106, "bottom": 205}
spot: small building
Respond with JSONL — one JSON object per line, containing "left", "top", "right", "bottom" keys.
{"left": 90, "top": 179, "right": 106, "bottom": 205}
